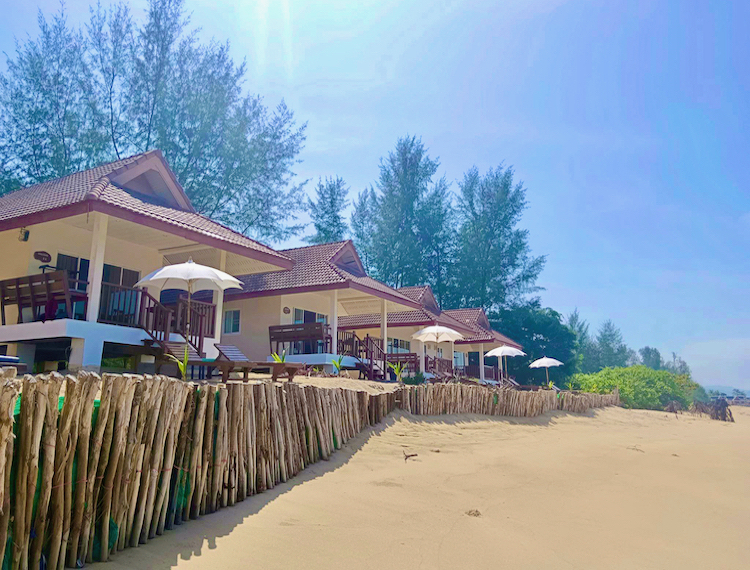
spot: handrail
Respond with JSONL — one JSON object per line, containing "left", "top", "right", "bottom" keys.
{"left": 98, "top": 283, "right": 175, "bottom": 345}
{"left": 359, "top": 335, "right": 387, "bottom": 381}
{"left": 173, "top": 297, "right": 216, "bottom": 340}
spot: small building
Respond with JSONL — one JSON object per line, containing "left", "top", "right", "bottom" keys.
{"left": 222, "top": 241, "right": 421, "bottom": 378}
{"left": 338, "top": 284, "right": 522, "bottom": 383}
{"left": 0, "top": 151, "right": 292, "bottom": 372}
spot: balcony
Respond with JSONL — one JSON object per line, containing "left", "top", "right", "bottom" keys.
{"left": 0, "top": 271, "right": 216, "bottom": 354}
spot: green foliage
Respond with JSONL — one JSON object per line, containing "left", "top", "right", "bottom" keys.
{"left": 402, "top": 372, "right": 426, "bottom": 385}
{"left": 490, "top": 300, "right": 576, "bottom": 385}
{"left": 387, "top": 361, "right": 407, "bottom": 383}
{"left": 571, "top": 365, "right": 702, "bottom": 410}
{"left": 350, "top": 186, "right": 378, "bottom": 272}
{"left": 306, "top": 176, "right": 349, "bottom": 244}
{"left": 594, "top": 320, "right": 630, "bottom": 369}
{"left": 271, "top": 350, "right": 287, "bottom": 363}
{"left": 370, "top": 136, "right": 444, "bottom": 288}
{"left": 638, "top": 346, "right": 663, "bottom": 370}
{"left": 331, "top": 354, "right": 345, "bottom": 376}
{"left": 0, "top": 0, "right": 307, "bottom": 241}
{"left": 448, "top": 164, "right": 545, "bottom": 310}
{"left": 165, "top": 346, "right": 190, "bottom": 379}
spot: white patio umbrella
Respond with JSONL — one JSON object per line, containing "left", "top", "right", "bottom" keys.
{"left": 486, "top": 345, "right": 526, "bottom": 381}
{"left": 136, "top": 258, "right": 242, "bottom": 337}
{"left": 412, "top": 326, "right": 464, "bottom": 374}
{"left": 529, "top": 356, "right": 564, "bottom": 385}
{"left": 412, "top": 325, "right": 464, "bottom": 344}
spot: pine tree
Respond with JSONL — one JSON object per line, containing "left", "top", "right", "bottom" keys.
{"left": 449, "top": 165, "right": 545, "bottom": 311}
{"left": 305, "top": 176, "right": 349, "bottom": 244}
{"left": 0, "top": 0, "right": 307, "bottom": 242}
{"left": 351, "top": 187, "right": 377, "bottom": 272}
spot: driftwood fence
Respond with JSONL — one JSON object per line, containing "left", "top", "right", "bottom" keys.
{"left": 397, "top": 384, "right": 620, "bottom": 416}
{"left": 0, "top": 368, "right": 615, "bottom": 570}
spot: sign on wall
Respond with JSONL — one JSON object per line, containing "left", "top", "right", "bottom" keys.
{"left": 33, "top": 251, "right": 52, "bottom": 263}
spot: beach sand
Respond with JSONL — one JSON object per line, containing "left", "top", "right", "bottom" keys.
{"left": 108, "top": 405, "right": 749, "bottom": 570}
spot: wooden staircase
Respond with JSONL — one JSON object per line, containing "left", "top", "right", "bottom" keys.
{"left": 355, "top": 334, "right": 388, "bottom": 382}
{"left": 126, "top": 288, "right": 205, "bottom": 360}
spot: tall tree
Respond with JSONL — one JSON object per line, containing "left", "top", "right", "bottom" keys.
{"left": 595, "top": 320, "right": 630, "bottom": 369}
{"left": 416, "top": 177, "right": 455, "bottom": 306}
{"left": 305, "top": 176, "right": 349, "bottom": 244}
{"left": 663, "top": 352, "right": 691, "bottom": 377}
{"left": 0, "top": 0, "right": 307, "bottom": 242}
{"left": 370, "top": 136, "right": 441, "bottom": 287}
{"left": 639, "top": 346, "right": 663, "bottom": 370}
{"left": 351, "top": 186, "right": 377, "bottom": 272}
{"left": 450, "top": 165, "right": 545, "bottom": 311}
{"left": 567, "top": 309, "right": 597, "bottom": 373}
{"left": 491, "top": 300, "right": 576, "bottom": 386}
{"left": 0, "top": 7, "right": 108, "bottom": 183}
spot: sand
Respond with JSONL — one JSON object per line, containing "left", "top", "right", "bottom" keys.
{"left": 107, "top": 405, "right": 749, "bottom": 570}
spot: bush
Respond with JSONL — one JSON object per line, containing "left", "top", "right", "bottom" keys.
{"left": 403, "top": 372, "right": 426, "bottom": 385}
{"left": 570, "top": 366, "right": 701, "bottom": 410}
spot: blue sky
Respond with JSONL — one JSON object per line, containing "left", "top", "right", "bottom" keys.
{"left": 1, "top": 1, "right": 748, "bottom": 388}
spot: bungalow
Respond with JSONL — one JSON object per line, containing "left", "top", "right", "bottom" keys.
{"left": 222, "top": 241, "right": 422, "bottom": 379}
{"left": 338, "top": 285, "right": 522, "bottom": 382}
{"left": 0, "top": 151, "right": 292, "bottom": 373}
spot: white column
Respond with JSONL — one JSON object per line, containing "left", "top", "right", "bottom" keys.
{"left": 417, "top": 339, "right": 425, "bottom": 374}
{"left": 479, "top": 343, "right": 485, "bottom": 382}
{"left": 213, "top": 250, "right": 227, "bottom": 342}
{"left": 380, "top": 298, "right": 388, "bottom": 348}
{"left": 69, "top": 337, "right": 104, "bottom": 372}
{"left": 329, "top": 289, "right": 338, "bottom": 355}
{"left": 450, "top": 341, "right": 455, "bottom": 373}
{"left": 86, "top": 213, "right": 109, "bottom": 322}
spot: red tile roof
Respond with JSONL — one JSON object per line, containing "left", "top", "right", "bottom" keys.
{"left": 337, "top": 306, "right": 475, "bottom": 335}
{"left": 443, "top": 308, "right": 522, "bottom": 348}
{"left": 226, "top": 241, "right": 421, "bottom": 309}
{"left": 0, "top": 151, "right": 291, "bottom": 267}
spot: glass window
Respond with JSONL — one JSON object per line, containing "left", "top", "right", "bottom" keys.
{"left": 387, "top": 338, "right": 411, "bottom": 354}
{"left": 454, "top": 352, "right": 465, "bottom": 367}
{"left": 223, "top": 309, "right": 240, "bottom": 334}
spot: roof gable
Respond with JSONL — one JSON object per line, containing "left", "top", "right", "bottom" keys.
{"left": 329, "top": 241, "right": 366, "bottom": 277}
{"left": 107, "top": 150, "right": 194, "bottom": 212}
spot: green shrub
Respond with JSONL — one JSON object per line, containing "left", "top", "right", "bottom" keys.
{"left": 403, "top": 372, "right": 426, "bottom": 385}
{"left": 571, "top": 365, "right": 701, "bottom": 410}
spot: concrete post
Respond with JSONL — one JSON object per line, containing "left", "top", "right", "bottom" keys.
{"left": 85, "top": 213, "right": 109, "bottom": 322}
{"left": 479, "top": 343, "right": 485, "bottom": 382}
{"left": 380, "top": 298, "right": 388, "bottom": 349}
{"left": 417, "top": 339, "right": 425, "bottom": 374}
{"left": 68, "top": 337, "right": 104, "bottom": 372}
{"left": 213, "top": 250, "right": 227, "bottom": 342}
{"left": 330, "top": 289, "right": 338, "bottom": 355}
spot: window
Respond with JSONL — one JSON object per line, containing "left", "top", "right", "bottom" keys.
{"left": 387, "top": 338, "right": 411, "bottom": 354}
{"left": 292, "top": 308, "right": 328, "bottom": 354}
{"left": 454, "top": 351, "right": 465, "bottom": 368}
{"left": 223, "top": 309, "right": 240, "bottom": 334}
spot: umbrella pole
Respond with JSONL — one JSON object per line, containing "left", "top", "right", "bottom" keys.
{"left": 545, "top": 367, "right": 549, "bottom": 386}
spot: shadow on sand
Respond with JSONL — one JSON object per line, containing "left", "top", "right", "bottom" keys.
{"left": 107, "top": 407, "right": 603, "bottom": 568}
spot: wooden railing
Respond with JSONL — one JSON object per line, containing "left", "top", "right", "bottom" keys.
{"left": 426, "top": 356, "right": 453, "bottom": 377}
{"left": 172, "top": 298, "right": 216, "bottom": 339}
{"left": 484, "top": 365, "right": 498, "bottom": 381}
{"left": 269, "top": 322, "right": 332, "bottom": 355}
{"left": 386, "top": 352, "right": 419, "bottom": 374}
{"left": 358, "top": 335, "right": 387, "bottom": 381}
{"left": 0, "top": 271, "right": 88, "bottom": 324}
{"left": 98, "top": 283, "right": 176, "bottom": 343}
{"left": 337, "top": 329, "right": 359, "bottom": 356}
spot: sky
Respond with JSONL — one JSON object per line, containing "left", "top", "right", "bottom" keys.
{"left": 1, "top": 0, "right": 748, "bottom": 388}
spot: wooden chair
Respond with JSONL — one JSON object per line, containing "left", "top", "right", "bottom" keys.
{"left": 189, "top": 344, "right": 306, "bottom": 383}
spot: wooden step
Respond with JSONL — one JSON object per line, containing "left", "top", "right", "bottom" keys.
{"left": 162, "top": 341, "right": 202, "bottom": 361}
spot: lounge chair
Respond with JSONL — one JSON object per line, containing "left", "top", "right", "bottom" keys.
{"left": 188, "top": 344, "right": 305, "bottom": 383}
